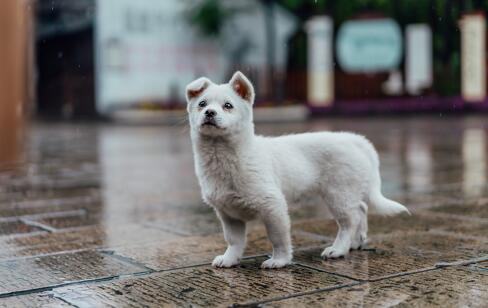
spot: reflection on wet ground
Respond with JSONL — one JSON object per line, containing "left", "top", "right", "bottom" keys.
{"left": 0, "top": 116, "right": 487, "bottom": 307}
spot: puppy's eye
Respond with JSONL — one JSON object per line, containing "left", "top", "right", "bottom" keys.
{"left": 198, "top": 100, "right": 207, "bottom": 108}
{"left": 223, "top": 102, "right": 233, "bottom": 110}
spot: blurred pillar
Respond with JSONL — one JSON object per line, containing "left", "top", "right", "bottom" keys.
{"left": 263, "top": 0, "right": 276, "bottom": 103}
{"left": 405, "top": 24, "right": 433, "bottom": 95}
{"left": 0, "top": 0, "right": 33, "bottom": 168}
{"left": 460, "top": 13, "right": 486, "bottom": 103}
{"left": 305, "top": 16, "right": 334, "bottom": 107}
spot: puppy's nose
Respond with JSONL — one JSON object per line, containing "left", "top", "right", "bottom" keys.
{"left": 205, "top": 109, "right": 216, "bottom": 118}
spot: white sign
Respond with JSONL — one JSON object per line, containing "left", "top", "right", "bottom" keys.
{"left": 95, "top": 0, "right": 225, "bottom": 113}
{"left": 406, "top": 24, "right": 433, "bottom": 95}
{"left": 305, "top": 16, "right": 334, "bottom": 106}
{"left": 460, "top": 14, "right": 486, "bottom": 103}
{"left": 337, "top": 19, "right": 402, "bottom": 73}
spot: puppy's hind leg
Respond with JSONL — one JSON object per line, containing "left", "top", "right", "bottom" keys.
{"left": 322, "top": 200, "right": 361, "bottom": 259}
{"left": 212, "top": 209, "right": 247, "bottom": 268}
{"left": 351, "top": 202, "right": 368, "bottom": 250}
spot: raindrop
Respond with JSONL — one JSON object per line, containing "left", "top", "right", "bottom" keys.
{"left": 57, "top": 52, "right": 63, "bottom": 59}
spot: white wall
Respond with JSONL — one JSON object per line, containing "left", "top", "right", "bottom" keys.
{"left": 95, "top": 0, "right": 297, "bottom": 114}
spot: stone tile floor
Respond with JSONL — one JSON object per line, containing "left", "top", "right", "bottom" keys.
{"left": 1, "top": 115, "right": 488, "bottom": 307}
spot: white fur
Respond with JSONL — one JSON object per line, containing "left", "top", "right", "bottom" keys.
{"left": 186, "top": 71, "right": 409, "bottom": 269}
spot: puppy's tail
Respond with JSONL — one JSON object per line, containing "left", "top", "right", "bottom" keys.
{"left": 369, "top": 173, "right": 410, "bottom": 216}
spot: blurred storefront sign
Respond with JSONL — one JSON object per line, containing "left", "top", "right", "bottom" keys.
{"left": 405, "top": 24, "right": 433, "bottom": 95}
{"left": 460, "top": 13, "right": 486, "bottom": 103}
{"left": 337, "top": 18, "right": 402, "bottom": 73}
{"left": 305, "top": 16, "right": 334, "bottom": 107}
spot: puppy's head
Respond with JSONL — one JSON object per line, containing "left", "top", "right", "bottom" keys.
{"left": 186, "top": 71, "right": 255, "bottom": 137}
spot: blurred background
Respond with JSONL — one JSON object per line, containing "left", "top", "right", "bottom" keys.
{"left": 1, "top": 0, "right": 488, "bottom": 167}
{"left": 2, "top": 2, "right": 488, "bottom": 303}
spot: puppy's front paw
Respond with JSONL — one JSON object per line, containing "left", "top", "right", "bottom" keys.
{"left": 212, "top": 255, "right": 240, "bottom": 268}
{"left": 261, "top": 257, "right": 292, "bottom": 269}
{"left": 350, "top": 235, "right": 368, "bottom": 250}
{"left": 321, "top": 246, "right": 348, "bottom": 259}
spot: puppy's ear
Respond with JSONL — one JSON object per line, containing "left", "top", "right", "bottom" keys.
{"left": 186, "top": 77, "right": 211, "bottom": 102}
{"left": 229, "top": 71, "right": 255, "bottom": 104}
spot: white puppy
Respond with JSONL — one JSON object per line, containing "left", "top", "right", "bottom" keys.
{"left": 186, "top": 71, "right": 409, "bottom": 269}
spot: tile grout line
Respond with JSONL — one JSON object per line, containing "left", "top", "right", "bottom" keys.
{"left": 231, "top": 281, "right": 364, "bottom": 307}
{"left": 0, "top": 230, "right": 48, "bottom": 241}
{"left": 2, "top": 245, "right": 485, "bottom": 302}
{"left": 50, "top": 293, "right": 81, "bottom": 308}
{"left": 1, "top": 195, "right": 100, "bottom": 211}
{"left": 0, "top": 248, "right": 95, "bottom": 263}
{"left": 293, "top": 262, "right": 364, "bottom": 282}
{"left": 255, "top": 254, "right": 488, "bottom": 306}
{"left": 98, "top": 249, "right": 156, "bottom": 272}
{"left": 239, "top": 266, "right": 445, "bottom": 307}
{"left": 141, "top": 222, "right": 193, "bottom": 237}
{"left": 435, "top": 255, "right": 488, "bottom": 268}
{"left": 0, "top": 224, "right": 181, "bottom": 263}
{"left": 20, "top": 218, "right": 58, "bottom": 233}
{"left": 267, "top": 254, "right": 488, "bottom": 304}
{"left": 295, "top": 254, "right": 488, "bottom": 284}
{"left": 367, "top": 266, "right": 439, "bottom": 282}
{"left": 0, "top": 209, "right": 87, "bottom": 223}
{"left": 0, "top": 272, "right": 151, "bottom": 299}
{"left": 0, "top": 254, "right": 268, "bottom": 300}
{"left": 469, "top": 263, "right": 488, "bottom": 271}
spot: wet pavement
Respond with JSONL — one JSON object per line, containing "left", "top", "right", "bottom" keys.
{"left": 1, "top": 115, "right": 488, "bottom": 307}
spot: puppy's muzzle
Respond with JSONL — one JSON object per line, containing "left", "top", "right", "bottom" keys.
{"left": 205, "top": 109, "right": 216, "bottom": 118}
{"left": 202, "top": 109, "right": 218, "bottom": 127}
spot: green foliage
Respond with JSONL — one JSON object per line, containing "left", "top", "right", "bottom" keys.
{"left": 188, "top": 0, "right": 229, "bottom": 36}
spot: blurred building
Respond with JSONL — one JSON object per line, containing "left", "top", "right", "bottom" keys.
{"left": 36, "top": 0, "right": 95, "bottom": 118}
{"left": 21, "top": 1, "right": 488, "bottom": 118}
{"left": 34, "top": 0, "right": 298, "bottom": 117}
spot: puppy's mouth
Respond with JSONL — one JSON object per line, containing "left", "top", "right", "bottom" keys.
{"left": 201, "top": 119, "right": 220, "bottom": 128}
